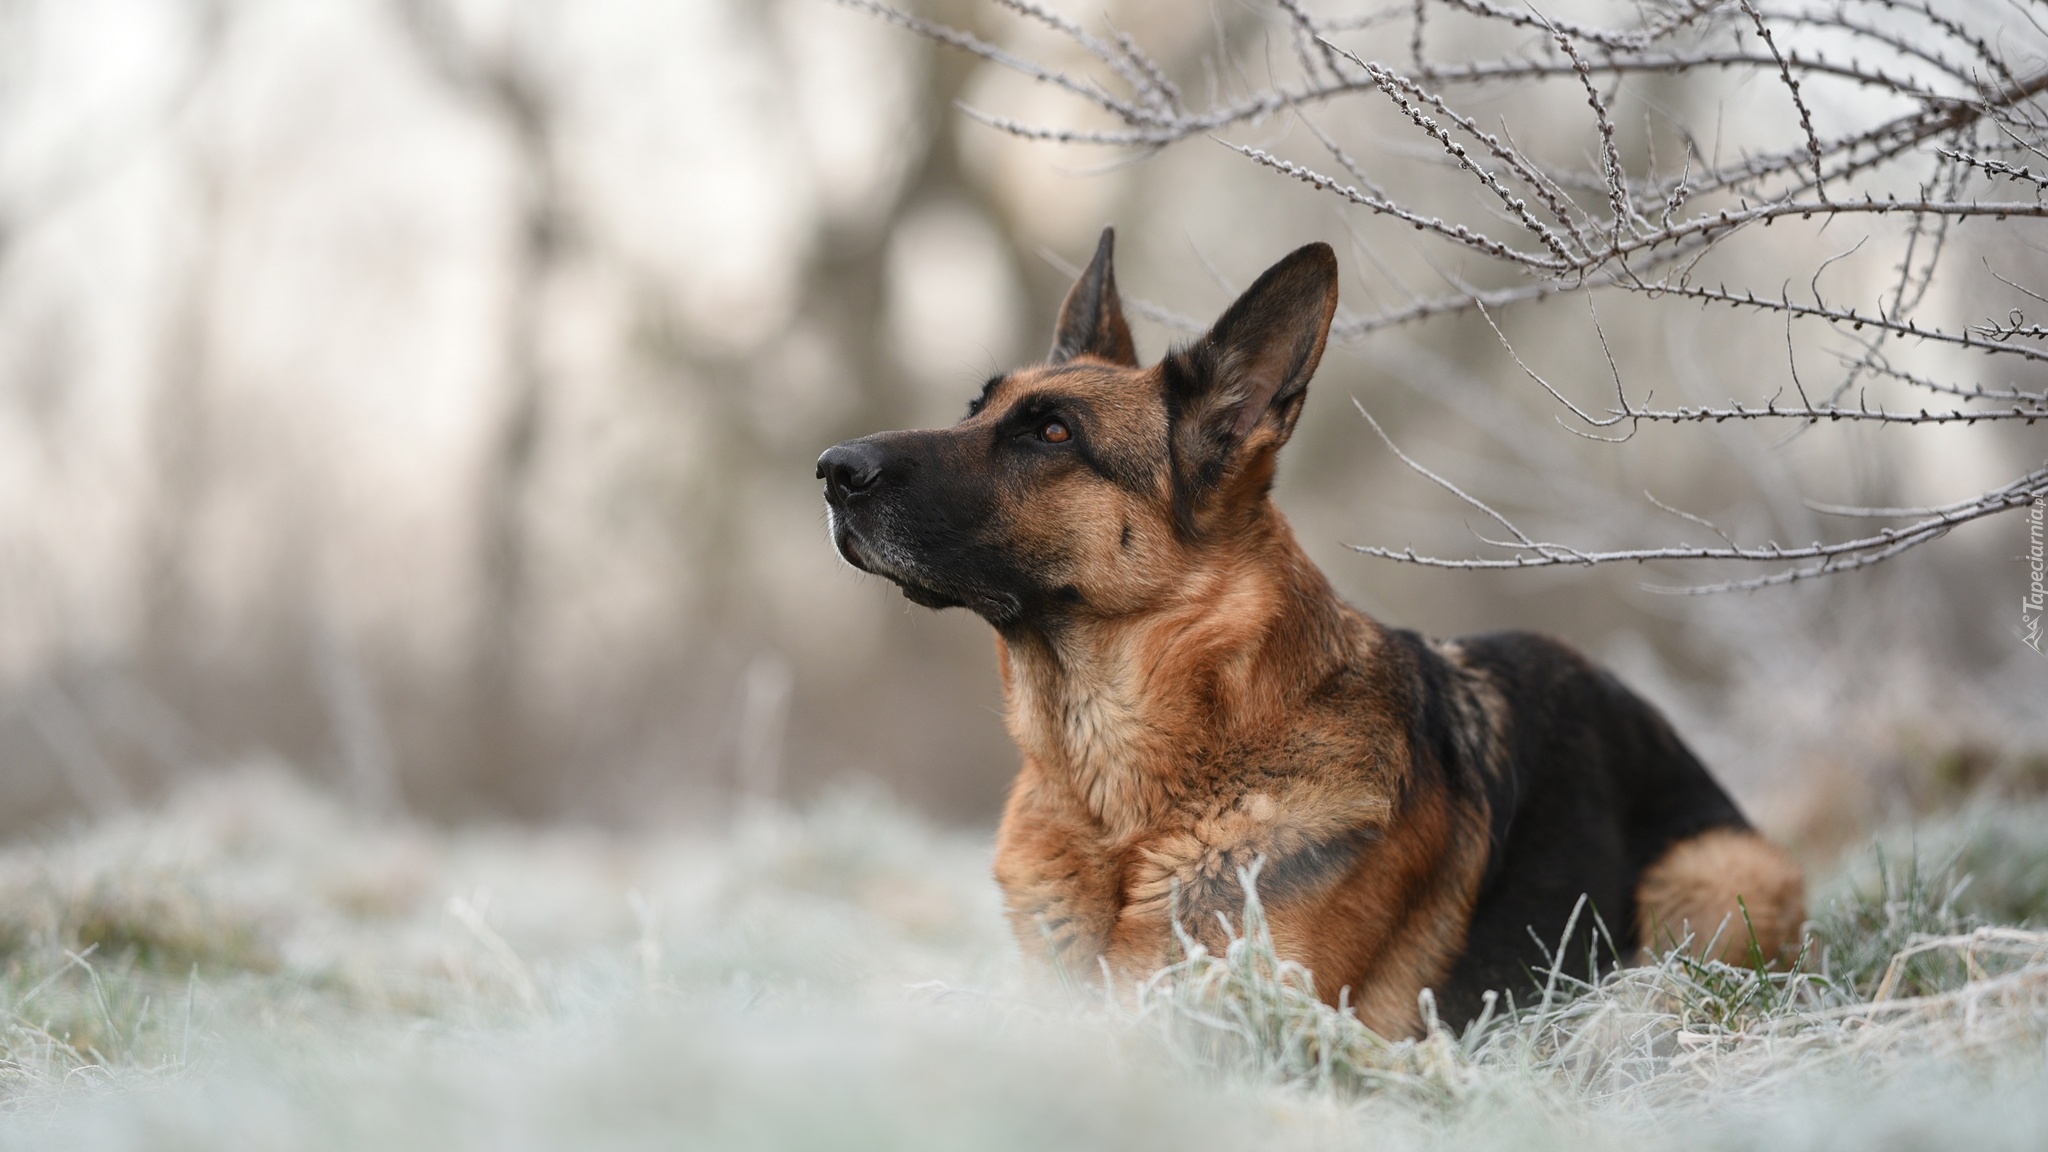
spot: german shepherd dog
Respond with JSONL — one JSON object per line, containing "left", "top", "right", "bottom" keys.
{"left": 818, "top": 230, "right": 1804, "bottom": 1036}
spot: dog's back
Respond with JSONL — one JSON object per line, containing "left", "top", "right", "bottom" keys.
{"left": 1407, "top": 630, "right": 1801, "bottom": 1021}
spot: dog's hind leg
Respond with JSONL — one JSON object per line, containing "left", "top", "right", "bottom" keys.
{"left": 1635, "top": 827, "right": 1805, "bottom": 965}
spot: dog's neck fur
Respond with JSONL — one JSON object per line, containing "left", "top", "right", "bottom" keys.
{"left": 997, "top": 505, "right": 1361, "bottom": 840}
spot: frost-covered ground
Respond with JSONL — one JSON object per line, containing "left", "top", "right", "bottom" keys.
{"left": 3, "top": 766, "right": 2048, "bottom": 1151}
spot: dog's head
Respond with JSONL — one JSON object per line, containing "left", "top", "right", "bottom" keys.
{"left": 818, "top": 229, "right": 1338, "bottom": 630}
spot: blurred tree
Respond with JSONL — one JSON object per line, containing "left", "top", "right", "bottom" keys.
{"left": 389, "top": 0, "right": 568, "bottom": 809}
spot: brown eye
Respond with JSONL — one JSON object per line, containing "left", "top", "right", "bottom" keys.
{"left": 1039, "top": 420, "right": 1071, "bottom": 444}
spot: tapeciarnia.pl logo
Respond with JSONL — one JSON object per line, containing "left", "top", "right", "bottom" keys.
{"left": 2024, "top": 494, "right": 2046, "bottom": 656}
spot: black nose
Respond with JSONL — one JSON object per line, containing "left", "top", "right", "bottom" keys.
{"left": 816, "top": 441, "right": 884, "bottom": 505}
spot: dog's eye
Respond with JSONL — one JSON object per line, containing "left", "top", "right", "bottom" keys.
{"left": 1039, "top": 420, "right": 1071, "bottom": 444}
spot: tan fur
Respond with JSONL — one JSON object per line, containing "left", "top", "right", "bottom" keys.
{"left": 1635, "top": 827, "right": 1806, "bottom": 964}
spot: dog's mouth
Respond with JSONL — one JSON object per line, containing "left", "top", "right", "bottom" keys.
{"left": 828, "top": 513, "right": 947, "bottom": 601}
{"left": 831, "top": 520, "right": 871, "bottom": 572}
{"left": 827, "top": 511, "right": 1021, "bottom": 622}
{"left": 827, "top": 507, "right": 896, "bottom": 581}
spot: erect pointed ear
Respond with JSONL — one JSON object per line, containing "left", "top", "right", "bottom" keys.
{"left": 1049, "top": 227, "right": 1138, "bottom": 367}
{"left": 1163, "top": 242, "right": 1339, "bottom": 529}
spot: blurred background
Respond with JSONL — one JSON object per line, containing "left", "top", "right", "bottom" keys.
{"left": 0, "top": 0, "right": 2041, "bottom": 848}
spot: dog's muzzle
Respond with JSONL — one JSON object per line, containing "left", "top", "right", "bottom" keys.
{"left": 815, "top": 433, "right": 1019, "bottom": 622}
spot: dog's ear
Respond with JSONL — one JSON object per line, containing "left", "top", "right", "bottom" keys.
{"left": 1163, "top": 242, "right": 1338, "bottom": 532}
{"left": 1049, "top": 227, "right": 1138, "bottom": 367}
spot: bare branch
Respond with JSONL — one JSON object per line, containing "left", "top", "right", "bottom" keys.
{"left": 1739, "top": 0, "right": 1830, "bottom": 201}
{"left": 1350, "top": 464, "right": 2048, "bottom": 588}
{"left": 1940, "top": 146, "right": 2048, "bottom": 191}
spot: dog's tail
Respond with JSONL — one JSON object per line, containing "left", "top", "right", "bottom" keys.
{"left": 1635, "top": 826, "right": 1806, "bottom": 965}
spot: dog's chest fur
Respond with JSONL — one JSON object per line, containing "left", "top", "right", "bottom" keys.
{"left": 990, "top": 606, "right": 1490, "bottom": 1033}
